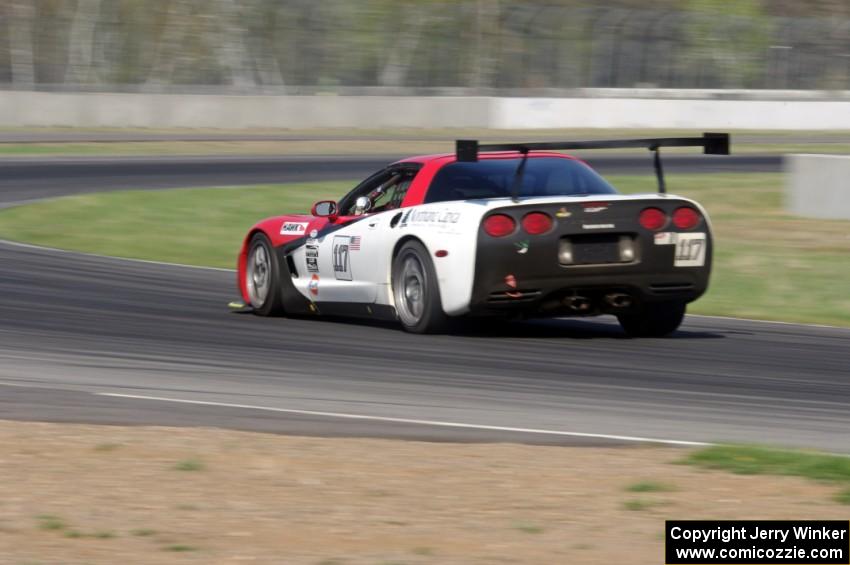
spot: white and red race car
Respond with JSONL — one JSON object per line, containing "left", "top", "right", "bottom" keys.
{"left": 235, "top": 134, "right": 729, "bottom": 336}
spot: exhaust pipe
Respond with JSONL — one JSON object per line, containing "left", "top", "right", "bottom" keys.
{"left": 604, "top": 293, "right": 633, "bottom": 308}
{"left": 563, "top": 295, "right": 592, "bottom": 313}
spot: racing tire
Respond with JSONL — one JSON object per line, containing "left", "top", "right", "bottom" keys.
{"left": 616, "top": 300, "right": 686, "bottom": 337}
{"left": 392, "top": 240, "right": 450, "bottom": 334}
{"left": 246, "top": 233, "right": 285, "bottom": 316}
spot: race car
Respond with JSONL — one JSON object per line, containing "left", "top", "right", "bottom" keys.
{"left": 234, "top": 133, "right": 729, "bottom": 336}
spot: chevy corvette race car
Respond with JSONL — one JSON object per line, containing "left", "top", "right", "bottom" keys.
{"left": 234, "top": 133, "right": 729, "bottom": 336}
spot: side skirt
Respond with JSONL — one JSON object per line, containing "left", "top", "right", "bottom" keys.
{"left": 311, "top": 302, "right": 398, "bottom": 322}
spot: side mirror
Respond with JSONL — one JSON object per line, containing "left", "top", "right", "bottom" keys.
{"left": 311, "top": 200, "right": 338, "bottom": 220}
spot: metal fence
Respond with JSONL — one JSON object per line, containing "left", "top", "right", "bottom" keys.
{"left": 1, "top": 1, "right": 849, "bottom": 93}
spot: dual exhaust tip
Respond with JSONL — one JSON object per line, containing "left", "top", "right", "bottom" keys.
{"left": 563, "top": 293, "right": 632, "bottom": 312}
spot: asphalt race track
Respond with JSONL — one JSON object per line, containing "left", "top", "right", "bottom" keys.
{"left": 0, "top": 154, "right": 780, "bottom": 204}
{"left": 1, "top": 155, "right": 849, "bottom": 451}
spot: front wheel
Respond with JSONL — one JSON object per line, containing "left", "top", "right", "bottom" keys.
{"left": 392, "top": 240, "right": 450, "bottom": 334}
{"left": 246, "top": 233, "right": 284, "bottom": 316}
{"left": 617, "top": 301, "right": 686, "bottom": 337}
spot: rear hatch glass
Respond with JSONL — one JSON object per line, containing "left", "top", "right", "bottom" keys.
{"left": 425, "top": 157, "right": 618, "bottom": 203}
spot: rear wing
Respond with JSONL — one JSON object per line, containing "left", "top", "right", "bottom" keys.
{"left": 455, "top": 132, "right": 730, "bottom": 194}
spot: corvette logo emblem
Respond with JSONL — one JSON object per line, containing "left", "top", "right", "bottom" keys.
{"left": 555, "top": 207, "right": 571, "bottom": 218}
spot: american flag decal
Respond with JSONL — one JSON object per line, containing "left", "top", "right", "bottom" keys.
{"left": 349, "top": 236, "right": 361, "bottom": 251}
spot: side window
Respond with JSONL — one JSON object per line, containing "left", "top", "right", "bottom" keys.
{"left": 338, "top": 170, "right": 393, "bottom": 216}
{"left": 338, "top": 166, "right": 420, "bottom": 216}
{"left": 370, "top": 171, "right": 415, "bottom": 213}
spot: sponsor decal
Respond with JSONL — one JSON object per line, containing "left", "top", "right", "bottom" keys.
{"left": 401, "top": 208, "right": 461, "bottom": 228}
{"left": 555, "top": 207, "right": 572, "bottom": 218}
{"left": 305, "top": 242, "right": 320, "bottom": 273}
{"left": 333, "top": 236, "right": 353, "bottom": 281}
{"left": 281, "top": 222, "right": 309, "bottom": 236}
{"left": 582, "top": 202, "right": 609, "bottom": 213}
{"left": 308, "top": 274, "right": 319, "bottom": 296}
{"left": 582, "top": 223, "right": 615, "bottom": 230}
{"left": 515, "top": 241, "right": 529, "bottom": 254}
{"left": 309, "top": 229, "right": 318, "bottom": 239}
{"left": 654, "top": 232, "right": 675, "bottom": 245}
{"left": 412, "top": 209, "right": 461, "bottom": 224}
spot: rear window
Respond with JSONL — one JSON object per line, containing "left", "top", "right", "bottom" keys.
{"left": 424, "top": 157, "right": 618, "bottom": 204}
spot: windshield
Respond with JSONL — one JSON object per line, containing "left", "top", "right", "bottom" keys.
{"left": 424, "top": 157, "right": 618, "bottom": 203}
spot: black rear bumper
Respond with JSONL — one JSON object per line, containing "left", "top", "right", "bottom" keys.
{"left": 468, "top": 200, "right": 712, "bottom": 317}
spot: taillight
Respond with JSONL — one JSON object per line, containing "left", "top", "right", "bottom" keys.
{"left": 672, "top": 207, "right": 701, "bottom": 230}
{"left": 521, "top": 212, "right": 553, "bottom": 235}
{"left": 482, "top": 214, "right": 516, "bottom": 237}
{"left": 639, "top": 207, "right": 667, "bottom": 231}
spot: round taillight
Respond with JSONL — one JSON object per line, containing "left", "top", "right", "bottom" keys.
{"left": 672, "top": 207, "right": 700, "bottom": 230}
{"left": 483, "top": 214, "right": 516, "bottom": 237}
{"left": 639, "top": 207, "right": 667, "bottom": 231}
{"left": 521, "top": 212, "right": 553, "bottom": 235}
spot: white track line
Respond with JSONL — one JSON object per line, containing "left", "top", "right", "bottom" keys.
{"left": 686, "top": 314, "right": 848, "bottom": 331}
{"left": 0, "top": 239, "right": 234, "bottom": 272}
{"left": 96, "top": 392, "right": 709, "bottom": 447}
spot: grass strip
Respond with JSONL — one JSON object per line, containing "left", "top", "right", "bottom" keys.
{"left": 685, "top": 445, "right": 850, "bottom": 504}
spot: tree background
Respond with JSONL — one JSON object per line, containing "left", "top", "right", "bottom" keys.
{"left": 1, "top": 0, "right": 848, "bottom": 91}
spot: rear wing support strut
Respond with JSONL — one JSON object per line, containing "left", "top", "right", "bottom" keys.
{"left": 455, "top": 133, "right": 730, "bottom": 194}
{"left": 652, "top": 146, "right": 666, "bottom": 194}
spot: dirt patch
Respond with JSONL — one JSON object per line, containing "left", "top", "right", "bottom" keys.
{"left": 0, "top": 421, "right": 844, "bottom": 564}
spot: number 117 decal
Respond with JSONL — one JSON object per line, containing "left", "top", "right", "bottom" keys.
{"left": 333, "top": 236, "right": 353, "bottom": 280}
{"left": 673, "top": 233, "right": 707, "bottom": 267}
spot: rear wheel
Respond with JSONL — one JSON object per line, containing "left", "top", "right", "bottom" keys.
{"left": 246, "top": 233, "right": 284, "bottom": 316}
{"left": 617, "top": 301, "right": 686, "bottom": 337}
{"left": 392, "top": 240, "right": 450, "bottom": 334}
